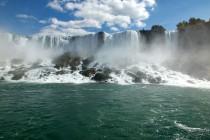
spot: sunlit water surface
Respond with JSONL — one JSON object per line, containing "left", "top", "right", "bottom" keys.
{"left": 0, "top": 82, "right": 210, "bottom": 140}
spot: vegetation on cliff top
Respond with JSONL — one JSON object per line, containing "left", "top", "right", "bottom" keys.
{"left": 177, "top": 17, "right": 210, "bottom": 31}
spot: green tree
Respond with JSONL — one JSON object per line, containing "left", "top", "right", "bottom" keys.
{"left": 151, "top": 25, "right": 166, "bottom": 33}
{"left": 189, "top": 18, "right": 205, "bottom": 25}
{"left": 177, "top": 21, "right": 188, "bottom": 31}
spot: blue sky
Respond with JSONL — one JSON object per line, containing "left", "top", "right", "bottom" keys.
{"left": 0, "top": 0, "right": 210, "bottom": 35}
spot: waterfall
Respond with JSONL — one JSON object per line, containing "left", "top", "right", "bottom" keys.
{"left": 165, "top": 31, "right": 178, "bottom": 47}
{"left": 0, "top": 32, "right": 29, "bottom": 48}
{"left": 103, "top": 30, "right": 140, "bottom": 49}
{"left": 0, "top": 30, "right": 141, "bottom": 51}
{"left": 1, "top": 30, "right": 210, "bottom": 88}
{"left": 31, "top": 30, "right": 141, "bottom": 51}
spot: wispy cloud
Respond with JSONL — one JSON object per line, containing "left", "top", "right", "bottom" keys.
{"left": 16, "top": 14, "right": 48, "bottom": 24}
{"left": 47, "top": 0, "right": 65, "bottom": 12}
{"left": 16, "top": 14, "right": 37, "bottom": 20}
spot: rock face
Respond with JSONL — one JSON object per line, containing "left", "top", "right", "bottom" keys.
{"left": 53, "top": 52, "right": 81, "bottom": 70}
{"left": 127, "top": 71, "right": 162, "bottom": 84}
{"left": 148, "top": 76, "right": 162, "bottom": 84}
{"left": 172, "top": 18, "right": 210, "bottom": 80}
{"left": 55, "top": 70, "right": 68, "bottom": 75}
{"left": 0, "top": 77, "right": 5, "bottom": 81}
{"left": 51, "top": 52, "right": 164, "bottom": 83}
{"left": 2, "top": 18, "right": 210, "bottom": 82}
{"left": 80, "top": 68, "right": 96, "bottom": 77}
{"left": 177, "top": 20, "right": 210, "bottom": 50}
{"left": 127, "top": 71, "right": 147, "bottom": 83}
{"left": 8, "top": 68, "right": 27, "bottom": 80}
{"left": 91, "top": 72, "right": 110, "bottom": 82}
{"left": 82, "top": 57, "right": 94, "bottom": 70}
{"left": 52, "top": 52, "right": 112, "bottom": 81}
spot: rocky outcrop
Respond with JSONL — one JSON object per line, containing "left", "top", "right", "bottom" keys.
{"left": 82, "top": 57, "right": 94, "bottom": 70}
{"left": 53, "top": 52, "right": 81, "bottom": 70}
{"left": 127, "top": 71, "right": 147, "bottom": 83}
{"left": 127, "top": 71, "right": 162, "bottom": 84}
{"left": 0, "top": 77, "right": 5, "bottom": 81}
{"left": 80, "top": 68, "right": 96, "bottom": 77}
{"left": 91, "top": 72, "right": 110, "bottom": 82}
{"left": 177, "top": 18, "right": 210, "bottom": 50}
{"left": 172, "top": 18, "right": 210, "bottom": 80}
{"left": 8, "top": 68, "right": 27, "bottom": 80}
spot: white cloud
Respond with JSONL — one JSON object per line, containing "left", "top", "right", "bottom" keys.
{"left": 135, "top": 21, "right": 146, "bottom": 28}
{"left": 16, "top": 14, "right": 48, "bottom": 24}
{"left": 110, "top": 27, "right": 119, "bottom": 32}
{"left": 50, "top": 17, "right": 101, "bottom": 28}
{"left": 143, "top": 0, "right": 156, "bottom": 7}
{"left": 47, "top": 0, "right": 65, "bottom": 12}
{"left": 43, "top": 0, "right": 156, "bottom": 35}
{"left": 64, "top": 0, "right": 156, "bottom": 28}
{"left": 38, "top": 17, "right": 97, "bottom": 36}
{"left": 39, "top": 20, "right": 48, "bottom": 24}
{"left": 39, "top": 24, "right": 92, "bottom": 36}
{"left": 16, "top": 14, "right": 37, "bottom": 20}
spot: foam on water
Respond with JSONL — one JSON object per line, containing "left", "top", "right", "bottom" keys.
{"left": 1, "top": 61, "right": 210, "bottom": 89}
{"left": 125, "top": 63, "right": 210, "bottom": 88}
{"left": 174, "top": 121, "right": 209, "bottom": 132}
{"left": 1, "top": 31, "right": 210, "bottom": 88}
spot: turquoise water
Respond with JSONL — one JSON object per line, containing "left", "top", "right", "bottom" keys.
{"left": 0, "top": 83, "right": 210, "bottom": 140}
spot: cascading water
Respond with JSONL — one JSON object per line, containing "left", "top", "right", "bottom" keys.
{"left": 103, "top": 30, "right": 140, "bottom": 49}
{"left": 0, "top": 30, "right": 210, "bottom": 88}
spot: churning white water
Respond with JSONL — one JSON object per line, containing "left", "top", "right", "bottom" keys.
{"left": 0, "top": 30, "right": 210, "bottom": 88}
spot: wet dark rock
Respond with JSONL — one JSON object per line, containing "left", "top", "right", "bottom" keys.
{"left": 97, "top": 69, "right": 103, "bottom": 72}
{"left": 82, "top": 57, "right": 94, "bottom": 66}
{"left": 0, "top": 77, "right": 5, "bottom": 81}
{"left": 81, "top": 57, "right": 94, "bottom": 70}
{"left": 53, "top": 52, "right": 81, "bottom": 69}
{"left": 148, "top": 76, "right": 162, "bottom": 84}
{"left": 127, "top": 70, "right": 162, "bottom": 84}
{"left": 71, "top": 57, "right": 81, "bottom": 66}
{"left": 187, "top": 80, "right": 195, "bottom": 84}
{"left": 71, "top": 66, "right": 78, "bottom": 71}
{"left": 91, "top": 72, "right": 110, "bottom": 82}
{"left": 8, "top": 69, "right": 27, "bottom": 80}
{"left": 92, "top": 63, "right": 99, "bottom": 68}
{"left": 80, "top": 68, "right": 96, "bottom": 77}
{"left": 55, "top": 70, "right": 67, "bottom": 75}
{"left": 127, "top": 71, "right": 147, "bottom": 83}
{"left": 136, "top": 71, "right": 147, "bottom": 79}
{"left": 103, "top": 67, "right": 112, "bottom": 75}
{"left": 39, "top": 71, "right": 51, "bottom": 79}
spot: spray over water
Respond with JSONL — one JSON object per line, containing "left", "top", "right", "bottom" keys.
{"left": 0, "top": 28, "right": 210, "bottom": 88}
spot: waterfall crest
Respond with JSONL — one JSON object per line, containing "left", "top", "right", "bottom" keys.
{"left": 0, "top": 30, "right": 210, "bottom": 88}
